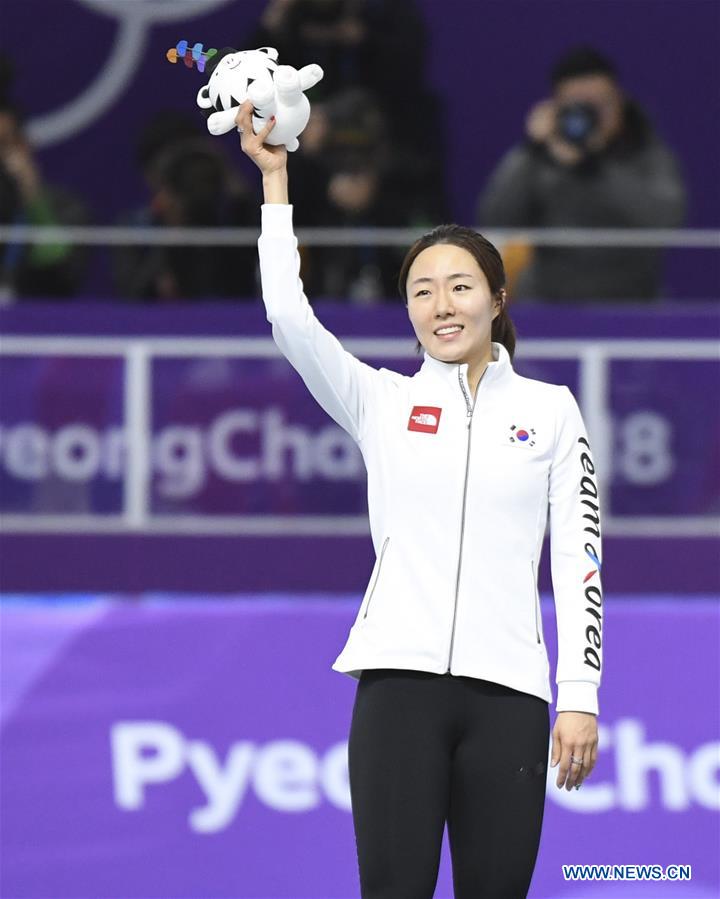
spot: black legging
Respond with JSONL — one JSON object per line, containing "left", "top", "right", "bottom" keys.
{"left": 348, "top": 669, "right": 550, "bottom": 898}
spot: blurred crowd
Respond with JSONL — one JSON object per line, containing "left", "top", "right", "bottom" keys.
{"left": 0, "top": 0, "right": 688, "bottom": 305}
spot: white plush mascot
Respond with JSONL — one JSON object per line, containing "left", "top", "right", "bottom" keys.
{"left": 167, "top": 41, "right": 324, "bottom": 152}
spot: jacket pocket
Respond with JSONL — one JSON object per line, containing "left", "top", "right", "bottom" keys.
{"left": 530, "top": 559, "right": 541, "bottom": 644}
{"left": 363, "top": 536, "right": 390, "bottom": 620}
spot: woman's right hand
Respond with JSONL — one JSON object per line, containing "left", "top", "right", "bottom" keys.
{"left": 236, "top": 100, "right": 287, "bottom": 176}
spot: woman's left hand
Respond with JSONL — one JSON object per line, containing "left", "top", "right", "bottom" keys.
{"left": 551, "top": 711, "right": 598, "bottom": 790}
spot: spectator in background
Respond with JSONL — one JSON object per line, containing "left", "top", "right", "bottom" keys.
{"left": 113, "top": 112, "right": 258, "bottom": 301}
{"left": 290, "top": 88, "right": 441, "bottom": 302}
{"left": 477, "top": 46, "right": 687, "bottom": 302}
{"left": 281, "top": 101, "right": 332, "bottom": 227}
{"left": 0, "top": 102, "right": 89, "bottom": 301}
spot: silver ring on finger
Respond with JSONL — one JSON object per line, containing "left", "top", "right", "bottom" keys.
{"left": 570, "top": 755, "right": 583, "bottom": 764}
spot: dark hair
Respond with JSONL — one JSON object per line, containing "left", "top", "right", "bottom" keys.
{"left": 550, "top": 46, "right": 618, "bottom": 88}
{"left": 136, "top": 111, "right": 201, "bottom": 175}
{"left": 0, "top": 52, "right": 15, "bottom": 106}
{"left": 397, "top": 224, "right": 517, "bottom": 363}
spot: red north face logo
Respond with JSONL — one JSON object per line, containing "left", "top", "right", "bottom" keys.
{"left": 408, "top": 405, "right": 442, "bottom": 433}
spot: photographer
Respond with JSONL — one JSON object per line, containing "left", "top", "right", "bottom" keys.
{"left": 476, "top": 46, "right": 687, "bottom": 302}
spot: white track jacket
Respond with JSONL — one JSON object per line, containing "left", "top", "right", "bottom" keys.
{"left": 258, "top": 204, "right": 604, "bottom": 715}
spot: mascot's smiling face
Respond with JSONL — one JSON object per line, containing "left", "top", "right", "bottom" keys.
{"left": 198, "top": 46, "right": 278, "bottom": 116}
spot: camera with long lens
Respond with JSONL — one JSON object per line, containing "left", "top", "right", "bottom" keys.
{"left": 556, "top": 101, "right": 599, "bottom": 147}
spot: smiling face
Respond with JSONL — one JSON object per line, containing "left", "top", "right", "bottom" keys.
{"left": 405, "top": 243, "right": 501, "bottom": 363}
{"left": 207, "top": 51, "right": 276, "bottom": 113}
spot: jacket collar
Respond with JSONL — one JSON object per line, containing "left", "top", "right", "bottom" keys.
{"left": 419, "top": 341, "right": 514, "bottom": 389}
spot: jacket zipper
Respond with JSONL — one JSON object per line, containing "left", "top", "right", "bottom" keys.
{"left": 531, "top": 559, "right": 541, "bottom": 644}
{"left": 363, "top": 536, "right": 390, "bottom": 619}
{"left": 446, "top": 364, "right": 487, "bottom": 672}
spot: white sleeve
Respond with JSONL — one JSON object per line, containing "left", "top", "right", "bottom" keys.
{"left": 549, "top": 386, "right": 604, "bottom": 716}
{"left": 257, "top": 203, "right": 385, "bottom": 443}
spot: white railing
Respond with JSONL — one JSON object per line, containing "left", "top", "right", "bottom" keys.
{"left": 0, "top": 335, "right": 718, "bottom": 538}
{"left": 0, "top": 225, "right": 719, "bottom": 248}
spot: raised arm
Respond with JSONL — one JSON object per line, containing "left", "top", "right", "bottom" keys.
{"left": 236, "top": 102, "right": 386, "bottom": 443}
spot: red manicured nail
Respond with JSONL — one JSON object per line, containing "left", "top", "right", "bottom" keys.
{"left": 270, "top": 115, "right": 275, "bottom": 121}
